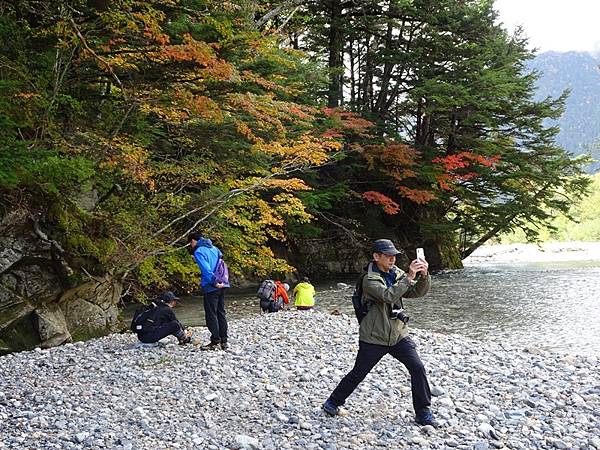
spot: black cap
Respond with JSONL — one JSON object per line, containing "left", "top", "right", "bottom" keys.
{"left": 372, "top": 239, "right": 402, "bottom": 256}
{"left": 161, "top": 291, "right": 180, "bottom": 303}
{"left": 188, "top": 232, "right": 202, "bottom": 242}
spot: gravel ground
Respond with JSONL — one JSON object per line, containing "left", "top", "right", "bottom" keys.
{"left": 1, "top": 311, "right": 599, "bottom": 450}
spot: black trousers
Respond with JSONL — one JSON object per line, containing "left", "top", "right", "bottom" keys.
{"left": 138, "top": 321, "right": 183, "bottom": 343}
{"left": 204, "top": 289, "right": 228, "bottom": 344}
{"left": 329, "top": 338, "right": 431, "bottom": 414}
{"left": 260, "top": 298, "right": 283, "bottom": 313}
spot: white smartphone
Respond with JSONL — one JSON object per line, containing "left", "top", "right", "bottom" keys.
{"left": 416, "top": 248, "right": 425, "bottom": 261}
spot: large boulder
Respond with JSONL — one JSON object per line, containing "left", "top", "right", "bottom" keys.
{"left": 0, "top": 210, "right": 122, "bottom": 354}
{"left": 60, "top": 276, "right": 122, "bottom": 341}
{"left": 35, "top": 304, "right": 72, "bottom": 349}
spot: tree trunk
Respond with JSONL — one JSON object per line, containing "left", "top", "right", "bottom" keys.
{"left": 327, "top": 0, "right": 344, "bottom": 108}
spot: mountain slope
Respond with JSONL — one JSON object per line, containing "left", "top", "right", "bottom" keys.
{"left": 530, "top": 51, "right": 600, "bottom": 173}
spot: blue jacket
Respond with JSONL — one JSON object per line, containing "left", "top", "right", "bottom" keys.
{"left": 192, "top": 238, "right": 223, "bottom": 294}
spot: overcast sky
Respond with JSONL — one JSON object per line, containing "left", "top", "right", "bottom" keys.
{"left": 494, "top": 0, "right": 600, "bottom": 53}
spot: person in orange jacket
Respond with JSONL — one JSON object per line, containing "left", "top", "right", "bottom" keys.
{"left": 273, "top": 280, "right": 290, "bottom": 311}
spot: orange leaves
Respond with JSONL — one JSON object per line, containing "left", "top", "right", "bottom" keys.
{"left": 322, "top": 108, "right": 374, "bottom": 137}
{"left": 228, "top": 92, "right": 286, "bottom": 137}
{"left": 432, "top": 151, "right": 499, "bottom": 171}
{"left": 234, "top": 120, "right": 258, "bottom": 142}
{"left": 397, "top": 186, "right": 437, "bottom": 204}
{"left": 322, "top": 128, "right": 344, "bottom": 139}
{"left": 139, "top": 89, "right": 224, "bottom": 124}
{"left": 362, "top": 191, "right": 400, "bottom": 215}
{"left": 204, "top": 59, "right": 235, "bottom": 80}
{"left": 285, "top": 104, "right": 315, "bottom": 121}
{"left": 361, "top": 142, "right": 437, "bottom": 206}
{"left": 143, "top": 27, "right": 169, "bottom": 46}
{"left": 240, "top": 70, "right": 297, "bottom": 96}
{"left": 161, "top": 34, "right": 213, "bottom": 64}
{"left": 191, "top": 95, "right": 224, "bottom": 123}
{"left": 432, "top": 151, "right": 501, "bottom": 191}
{"left": 154, "top": 34, "right": 234, "bottom": 81}
{"left": 362, "top": 142, "right": 424, "bottom": 187}
{"left": 363, "top": 143, "right": 419, "bottom": 179}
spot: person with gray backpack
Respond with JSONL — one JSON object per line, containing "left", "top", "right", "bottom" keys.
{"left": 257, "top": 279, "right": 289, "bottom": 312}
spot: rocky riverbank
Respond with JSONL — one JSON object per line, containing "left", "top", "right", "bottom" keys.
{"left": 1, "top": 311, "right": 599, "bottom": 450}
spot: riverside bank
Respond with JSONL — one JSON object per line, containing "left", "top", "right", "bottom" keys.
{"left": 0, "top": 311, "right": 599, "bottom": 449}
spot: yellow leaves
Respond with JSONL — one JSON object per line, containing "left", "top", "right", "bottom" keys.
{"left": 100, "top": 54, "right": 141, "bottom": 72}
{"left": 98, "top": 136, "right": 154, "bottom": 190}
{"left": 14, "top": 92, "right": 41, "bottom": 99}
{"left": 151, "top": 162, "right": 216, "bottom": 193}
{"left": 219, "top": 198, "right": 285, "bottom": 243}
{"left": 262, "top": 178, "right": 311, "bottom": 192}
{"left": 272, "top": 193, "right": 313, "bottom": 223}
{"left": 138, "top": 89, "right": 224, "bottom": 124}
{"left": 139, "top": 102, "right": 189, "bottom": 124}
{"left": 256, "top": 198, "right": 285, "bottom": 228}
{"left": 256, "top": 135, "right": 340, "bottom": 168}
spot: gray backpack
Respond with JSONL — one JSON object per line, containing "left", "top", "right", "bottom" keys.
{"left": 257, "top": 279, "right": 276, "bottom": 301}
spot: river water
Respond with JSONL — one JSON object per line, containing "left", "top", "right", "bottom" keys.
{"left": 124, "top": 256, "right": 600, "bottom": 356}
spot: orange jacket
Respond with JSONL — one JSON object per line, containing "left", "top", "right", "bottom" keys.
{"left": 274, "top": 280, "right": 289, "bottom": 304}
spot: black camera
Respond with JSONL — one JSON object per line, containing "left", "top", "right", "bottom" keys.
{"left": 390, "top": 307, "right": 409, "bottom": 324}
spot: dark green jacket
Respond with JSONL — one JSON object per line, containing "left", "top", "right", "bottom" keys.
{"left": 358, "top": 262, "right": 431, "bottom": 346}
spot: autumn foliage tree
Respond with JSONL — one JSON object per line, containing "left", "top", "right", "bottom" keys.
{"left": 0, "top": 0, "right": 350, "bottom": 296}
{"left": 261, "top": 0, "right": 591, "bottom": 267}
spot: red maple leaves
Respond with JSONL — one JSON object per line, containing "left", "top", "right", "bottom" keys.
{"left": 432, "top": 151, "right": 500, "bottom": 191}
{"left": 362, "top": 191, "right": 401, "bottom": 215}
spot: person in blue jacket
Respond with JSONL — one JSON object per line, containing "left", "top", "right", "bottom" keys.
{"left": 188, "top": 232, "right": 229, "bottom": 350}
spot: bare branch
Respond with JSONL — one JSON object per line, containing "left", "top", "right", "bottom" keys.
{"left": 68, "top": 17, "right": 129, "bottom": 101}
{"left": 256, "top": 0, "right": 304, "bottom": 28}
{"left": 275, "top": 5, "right": 301, "bottom": 34}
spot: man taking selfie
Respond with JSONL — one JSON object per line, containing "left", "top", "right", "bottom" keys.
{"left": 322, "top": 239, "right": 437, "bottom": 427}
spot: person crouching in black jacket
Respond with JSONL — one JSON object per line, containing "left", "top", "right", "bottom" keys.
{"left": 136, "top": 291, "right": 191, "bottom": 345}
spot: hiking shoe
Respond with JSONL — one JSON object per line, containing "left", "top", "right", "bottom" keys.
{"left": 200, "top": 342, "right": 220, "bottom": 351}
{"left": 220, "top": 342, "right": 229, "bottom": 350}
{"left": 178, "top": 336, "right": 191, "bottom": 345}
{"left": 322, "top": 399, "right": 339, "bottom": 417}
{"left": 415, "top": 408, "right": 439, "bottom": 427}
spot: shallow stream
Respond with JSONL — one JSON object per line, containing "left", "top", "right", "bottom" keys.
{"left": 124, "top": 259, "right": 600, "bottom": 355}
